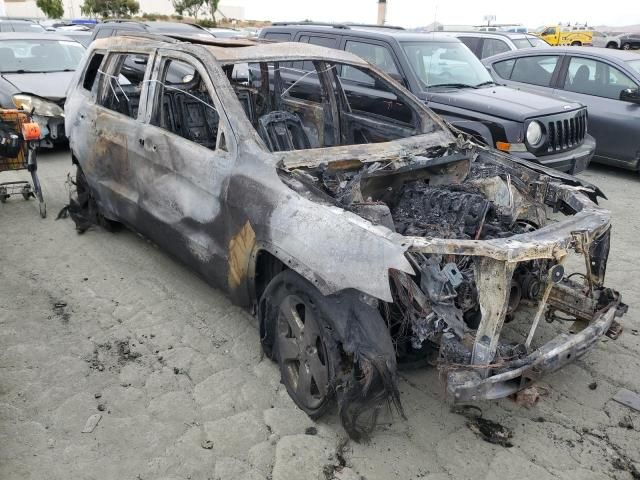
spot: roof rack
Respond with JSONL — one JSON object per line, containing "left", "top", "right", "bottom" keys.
{"left": 113, "top": 31, "right": 258, "bottom": 47}
{"left": 102, "top": 19, "right": 146, "bottom": 24}
{"left": 271, "top": 21, "right": 404, "bottom": 30}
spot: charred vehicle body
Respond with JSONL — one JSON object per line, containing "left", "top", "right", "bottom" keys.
{"left": 65, "top": 35, "right": 627, "bottom": 439}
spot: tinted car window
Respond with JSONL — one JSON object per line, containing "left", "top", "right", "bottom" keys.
{"left": 300, "top": 35, "right": 338, "bottom": 71}
{"left": 510, "top": 55, "right": 559, "bottom": 86}
{"left": 342, "top": 41, "right": 400, "bottom": 84}
{"left": 98, "top": 53, "right": 149, "bottom": 119}
{"left": 458, "top": 36, "right": 480, "bottom": 53}
{"left": 493, "top": 59, "right": 515, "bottom": 79}
{"left": 563, "top": 57, "right": 637, "bottom": 99}
{"left": 263, "top": 32, "right": 291, "bottom": 41}
{"left": 94, "top": 28, "right": 113, "bottom": 39}
{"left": 480, "top": 38, "right": 510, "bottom": 59}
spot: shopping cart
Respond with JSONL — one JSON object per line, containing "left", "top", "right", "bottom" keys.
{"left": 0, "top": 109, "right": 46, "bottom": 218}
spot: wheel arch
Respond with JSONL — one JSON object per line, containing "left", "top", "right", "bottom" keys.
{"left": 248, "top": 243, "right": 334, "bottom": 307}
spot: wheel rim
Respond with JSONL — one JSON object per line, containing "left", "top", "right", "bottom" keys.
{"left": 276, "top": 294, "right": 329, "bottom": 410}
{"left": 623, "top": 44, "right": 630, "bottom": 50}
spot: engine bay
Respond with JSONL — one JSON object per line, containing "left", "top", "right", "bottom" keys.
{"left": 280, "top": 147, "right": 625, "bottom": 370}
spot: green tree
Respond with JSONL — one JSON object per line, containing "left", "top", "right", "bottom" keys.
{"left": 36, "top": 0, "right": 64, "bottom": 18}
{"left": 172, "top": 0, "right": 205, "bottom": 20}
{"left": 80, "top": 0, "right": 140, "bottom": 18}
{"left": 206, "top": 0, "right": 220, "bottom": 26}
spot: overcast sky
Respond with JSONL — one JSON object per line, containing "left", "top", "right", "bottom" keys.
{"left": 223, "top": 0, "right": 639, "bottom": 28}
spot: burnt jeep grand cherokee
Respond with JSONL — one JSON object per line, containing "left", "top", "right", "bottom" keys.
{"left": 261, "top": 23, "right": 595, "bottom": 174}
{"left": 65, "top": 34, "right": 626, "bottom": 439}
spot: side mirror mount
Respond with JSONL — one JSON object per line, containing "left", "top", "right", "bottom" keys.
{"left": 620, "top": 87, "right": 640, "bottom": 104}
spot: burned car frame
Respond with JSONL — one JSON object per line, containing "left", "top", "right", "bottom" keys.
{"left": 65, "top": 35, "right": 626, "bottom": 439}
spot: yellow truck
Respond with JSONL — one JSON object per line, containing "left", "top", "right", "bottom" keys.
{"left": 535, "top": 24, "right": 593, "bottom": 46}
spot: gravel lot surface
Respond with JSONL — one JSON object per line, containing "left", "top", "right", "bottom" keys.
{"left": 1, "top": 149, "right": 639, "bottom": 480}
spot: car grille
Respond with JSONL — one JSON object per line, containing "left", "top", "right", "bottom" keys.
{"left": 544, "top": 109, "right": 588, "bottom": 154}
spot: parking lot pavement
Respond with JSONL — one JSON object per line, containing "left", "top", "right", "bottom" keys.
{"left": 1, "top": 148, "right": 639, "bottom": 480}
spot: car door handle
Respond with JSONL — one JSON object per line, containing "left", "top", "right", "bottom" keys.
{"left": 138, "top": 138, "right": 144, "bottom": 146}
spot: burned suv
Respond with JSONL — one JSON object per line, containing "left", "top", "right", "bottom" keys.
{"left": 65, "top": 35, "right": 626, "bottom": 439}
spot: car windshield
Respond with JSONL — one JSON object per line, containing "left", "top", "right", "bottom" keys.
{"left": 627, "top": 59, "right": 640, "bottom": 75}
{"left": 512, "top": 36, "right": 549, "bottom": 48}
{"left": 0, "top": 39, "right": 85, "bottom": 73}
{"left": 401, "top": 41, "right": 494, "bottom": 89}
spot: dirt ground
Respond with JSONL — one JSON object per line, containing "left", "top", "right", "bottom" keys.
{"left": 1, "top": 149, "right": 639, "bottom": 480}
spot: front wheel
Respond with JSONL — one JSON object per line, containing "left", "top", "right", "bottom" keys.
{"left": 571, "top": 41, "right": 582, "bottom": 46}
{"left": 622, "top": 43, "right": 631, "bottom": 50}
{"left": 606, "top": 42, "right": 618, "bottom": 49}
{"left": 259, "top": 270, "right": 404, "bottom": 440}
{"left": 260, "top": 270, "right": 335, "bottom": 418}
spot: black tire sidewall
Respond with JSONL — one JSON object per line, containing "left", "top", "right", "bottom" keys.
{"left": 259, "top": 269, "right": 338, "bottom": 418}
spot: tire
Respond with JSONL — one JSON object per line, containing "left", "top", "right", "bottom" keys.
{"left": 259, "top": 270, "right": 404, "bottom": 440}
{"left": 259, "top": 270, "right": 336, "bottom": 418}
{"left": 606, "top": 42, "right": 618, "bottom": 49}
{"left": 0, "top": 187, "right": 8, "bottom": 203}
{"left": 571, "top": 41, "right": 581, "bottom": 46}
{"left": 70, "top": 165, "right": 120, "bottom": 232}
{"left": 622, "top": 43, "right": 631, "bottom": 50}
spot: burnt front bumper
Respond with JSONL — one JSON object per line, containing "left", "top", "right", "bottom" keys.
{"left": 446, "top": 298, "right": 622, "bottom": 402}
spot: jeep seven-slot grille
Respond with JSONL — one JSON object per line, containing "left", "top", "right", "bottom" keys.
{"left": 544, "top": 109, "right": 587, "bottom": 154}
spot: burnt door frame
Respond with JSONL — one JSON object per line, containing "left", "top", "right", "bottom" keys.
{"left": 91, "top": 47, "right": 156, "bottom": 224}
{"left": 134, "top": 49, "right": 238, "bottom": 289}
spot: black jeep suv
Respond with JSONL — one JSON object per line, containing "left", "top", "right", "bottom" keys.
{"left": 260, "top": 23, "right": 595, "bottom": 173}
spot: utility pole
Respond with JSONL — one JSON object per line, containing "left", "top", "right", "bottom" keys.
{"left": 377, "top": 0, "right": 387, "bottom": 25}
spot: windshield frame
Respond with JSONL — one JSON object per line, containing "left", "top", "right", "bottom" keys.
{"left": 0, "top": 38, "right": 85, "bottom": 74}
{"left": 400, "top": 40, "right": 495, "bottom": 90}
{"left": 217, "top": 56, "right": 452, "bottom": 159}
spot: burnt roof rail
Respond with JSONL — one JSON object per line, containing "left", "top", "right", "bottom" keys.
{"left": 271, "top": 21, "right": 405, "bottom": 30}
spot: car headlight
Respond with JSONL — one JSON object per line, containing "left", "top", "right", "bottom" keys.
{"left": 526, "top": 121, "right": 543, "bottom": 147}
{"left": 12, "top": 94, "right": 64, "bottom": 117}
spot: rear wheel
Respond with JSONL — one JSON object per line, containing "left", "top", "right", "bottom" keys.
{"left": 622, "top": 43, "right": 631, "bottom": 50}
{"left": 69, "top": 165, "right": 120, "bottom": 232}
{"left": 606, "top": 42, "right": 618, "bottom": 48}
{"left": 571, "top": 41, "right": 582, "bottom": 46}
